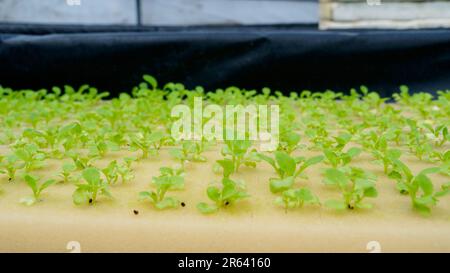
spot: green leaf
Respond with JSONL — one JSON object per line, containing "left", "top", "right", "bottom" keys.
{"left": 39, "top": 179, "right": 56, "bottom": 193}
{"left": 324, "top": 200, "right": 347, "bottom": 210}
{"left": 155, "top": 197, "right": 179, "bottom": 209}
{"left": 138, "top": 191, "right": 154, "bottom": 203}
{"left": 304, "top": 155, "right": 324, "bottom": 168}
{"left": 414, "top": 174, "right": 434, "bottom": 195}
{"left": 346, "top": 147, "right": 362, "bottom": 158}
{"left": 270, "top": 176, "right": 295, "bottom": 193}
{"left": 82, "top": 167, "right": 100, "bottom": 185}
{"left": 323, "top": 168, "right": 349, "bottom": 188}
{"left": 197, "top": 202, "right": 218, "bottom": 214}
{"left": 23, "top": 174, "right": 38, "bottom": 195}
{"left": 275, "top": 151, "right": 296, "bottom": 177}
{"left": 207, "top": 187, "right": 221, "bottom": 202}
{"left": 143, "top": 75, "right": 158, "bottom": 89}
{"left": 216, "top": 159, "right": 234, "bottom": 178}
{"left": 355, "top": 202, "right": 373, "bottom": 209}
{"left": 72, "top": 188, "right": 89, "bottom": 205}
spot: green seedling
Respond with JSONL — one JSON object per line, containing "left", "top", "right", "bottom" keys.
{"left": 323, "top": 147, "right": 362, "bottom": 168}
{"left": 59, "top": 162, "right": 77, "bottom": 183}
{"left": 130, "top": 131, "right": 168, "bottom": 159}
{"left": 197, "top": 177, "right": 249, "bottom": 214}
{"left": 20, "top": 174, "right": 56, "bottom": 205}
{"left": 278, "top": 131, "right": 302, "bottom": 155}
{"left": 258, "top": 151, "right": 323, "bottom": 193}
{"left": 0, "top": 154, "right": 24, "bottom": 181}
{"left": 430, "top": 150, "right": 450, "bottom": 163}
{"left": 406, "top": 119, "right": 434, "bottom": 161}
{"left": 389, "top": 159, "right": 449, "bottom": 215}
{"left": 117, "top": 157, "right": 136, "bottom": 184}
{"left": 169, "top": 141, "right": 207, "bottom": 168}
{"left": 72, "top": 167, "right": 112, "bottom": 205}
{"left": 323, "top": 167, "right": 378, "bottom": 210}
{"left": 102, "top": 160, "right": 119, "bottom": 185}
{"left": 14, "top": 143, "right": 46, "bottom": 171}
{"left": 372, "top": 148, "right": 402, "bottom": 174}
{"left": 138, "top": 167, "right": 184, "bottom": 209}
{"left": 275, "top": 188, "right": 320, "bottom": 211}
{"left": 67, "top": 152, "right": 97, "bottom": 170}
{"left": 219, "top": 140, "right": 259, "bottom": 173}
{"left": 422, "top": 123, "right": 449, "bottom": 147}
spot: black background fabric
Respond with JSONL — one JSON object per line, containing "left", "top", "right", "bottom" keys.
{"left": 1, "top": 24, "right": 450, "bottom": 97}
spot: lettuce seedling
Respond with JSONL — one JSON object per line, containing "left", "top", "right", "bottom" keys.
{"left": 14, "top": 143, "right": 46, "bottom": 171}
{"left": 275, "top": 188, "right": 320, "bottom": 211}
{"left": 430, "top": 150, "right": 450, "bottom": 163}
{"left": 323, "top": 147, "right": 362, "bottom": 168}
{"left": 72, "top": 167, "right": 112, "bottom": 205}
{"left": 388, "top": 159, "right": 449, "bottom": 215}
{"left": 138, "top": 167, "right": 184, "bottom": 209}
{"left": 372, "top": 148, "right": 402, "bottom": 174}
{"left": 323, "top": 167, "right": 378, "bottom": 210}
{"left": 67, "top": 152, "right": 97, "bottom": 171}
{"left": 406, "top": 119, "right": 434, "bottom": 160}
{"left": 258, "top": 151, "right": 323, "bottom": 193}
{"left": 130, "top": 131, "right": 168, "bottom": 159}
{"left": 197, "top": 177, "right": 249, "bottom": 214}
{"left": 0, "top": 154, "right": 24, "bottom": 181}
{"left": 59, "top": 162, "right": 77, "bottom": 183}
{"left": 102, "top": 160, "right": 119, "bottom": 185}
{"left": 117, "top": 157, "right": 136, "bottom": 184}
{"left": 422, "top": 123, "right": 449, "bottom": 147}
{"left": 169, "top": 141, "right": 207, "bottom": 168}
{"left": 20, "top": 174, "right": 56, "bottom": 205}
{"left": 220, "top": 140, "right": 259, "bottom": 173}
{"left": 278, "top": 131, "right": 302, "bottom": 155}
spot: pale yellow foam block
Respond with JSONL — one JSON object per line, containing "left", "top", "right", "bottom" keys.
{"left": 0, "top": 147, "right": 449, "bottom": 253}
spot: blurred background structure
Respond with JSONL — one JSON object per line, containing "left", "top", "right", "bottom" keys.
{"left": 1, "top": 0, "right": 449, "bottom": 96}
{"left": 320, "top": 0, "right": 450, "bottom": 29}
{"left": 0, "top": 0, "right": 318, "bottom": 26}
{"left": 1, "top": 0, "right": 449, "bottom": 29}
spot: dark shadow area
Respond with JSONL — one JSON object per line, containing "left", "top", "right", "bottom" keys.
{"left": 1, "top": 24, "right": 449, "bottom": 97}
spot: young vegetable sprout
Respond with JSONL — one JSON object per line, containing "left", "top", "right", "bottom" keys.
{"left": 130, "top": 131, "right": 168, "bottom": 159}
{"left": 197, "top": 177, "right": 249, "bottom": 214}
{"left": 138, "top": 167, "right": 184, "bottom": 209}
{"left": 275, "top": 188, "right": 320, "bottom": 212}
{"left": 67, "top": 152, "right": 97, "bottom": 171}
{"left": 59, "top": 162, "right": 77, "bottom": 183}
{"left": 278, "top": 132, "right": 302, "bottom": 155}
{"left": 422, "top": 123, "right": 449, "bottom": 147}
{"left": 0, "top": 154, "right": 24, "bottom": 181}
{"left": 14, "top": 143, "right": 46, "bottom": 172}
{"left": 169, "top": 141, "right": 207, "bottom": 168}
{"left": 102, "top": 160, "right": 119, "bottom": 185}
{"left": 20, "top": 174, "right": 57, "bottom": 206}
{"left": 389, "top": 159, "right": 449, "bottom": 215}
{"left": 323, "top": 147, "right": 362, "bottom": 169}
{"left": 72, "top": 167, "right": 112, "bottom": 205}
{"left": 117, "top": 157, "right": 136, "bottom": 184}
{"left": 323, "top": 167, "right": 378, "bottom": 210}
{"left": 219, "top": 140, "right": 259, "bottom": 173}
{"left": 258, "top": 151, "right": 323, "bottom": 193}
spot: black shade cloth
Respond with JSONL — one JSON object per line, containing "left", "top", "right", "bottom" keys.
{"left": 1, "top": 23, "right": 449, "bottom": 97}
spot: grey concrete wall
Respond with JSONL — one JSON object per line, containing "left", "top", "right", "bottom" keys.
{"left": 0, "top": 0, "right": 137, "bottom": 25}
{"left": 141, "top": 0, "right": 318, "bottom": 25}
{"left": 0, "top": 0, "right": 319, "bottom": 26}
